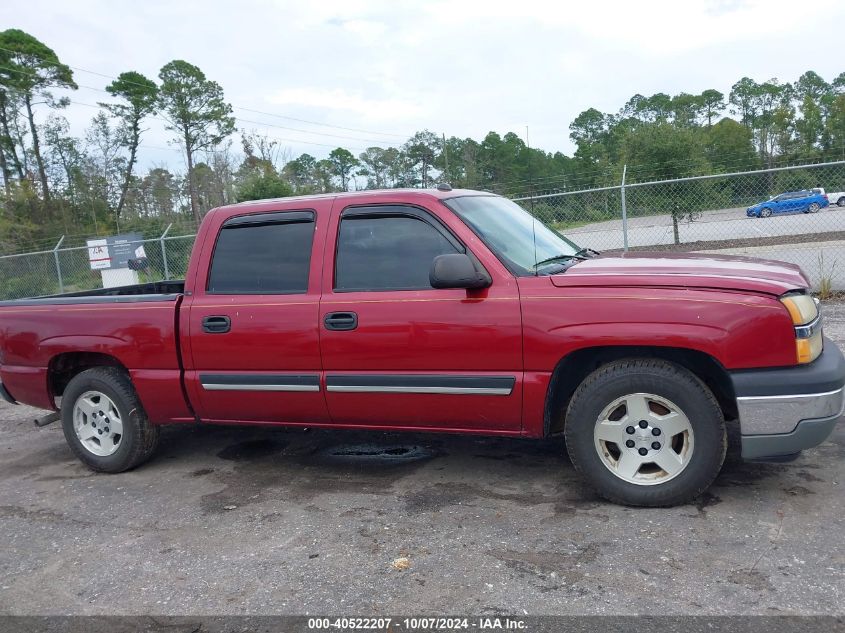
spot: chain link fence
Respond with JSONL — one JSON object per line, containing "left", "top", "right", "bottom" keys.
{"left": 515, "top": 160, "right": 845, "bottom": 291}
{"left": 0, "top": 232, "right": 196, "bottom": 300}
{"left": 2, "top": 161, "right": 845, "bottom": 299}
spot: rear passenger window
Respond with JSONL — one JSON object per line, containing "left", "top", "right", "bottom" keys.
{"left": 207, "top": 212, "right": 315, "bottom": 294}
{"left": 335, "top": 214, "right": 459, "bottom": 291}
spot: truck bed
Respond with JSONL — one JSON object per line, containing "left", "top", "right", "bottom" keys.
{"left": 0, "top": 280, "right": 190, "bottom": 422}
{"left": 0, "top": 280, "right": 185, "bottom": 306}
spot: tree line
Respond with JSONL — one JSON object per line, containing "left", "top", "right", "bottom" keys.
{"left": 1, "top": 27, "right": 845, "bottom": 253}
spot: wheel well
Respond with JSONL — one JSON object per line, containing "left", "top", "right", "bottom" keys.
{"left": 544, "top": 346, "right": 738, "bottom": 436}
{"left": 48, "top": 352, "right": 127, "bottom": 399}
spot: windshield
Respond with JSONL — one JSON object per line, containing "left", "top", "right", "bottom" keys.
{"left": 445, "top": 195, "right": 580, "bottom": 276}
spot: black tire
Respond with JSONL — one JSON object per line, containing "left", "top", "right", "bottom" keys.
{"left": 807, "top": 202, "right": 820, "bottom": 213}
{"left": 61, "top": 367, "right": 160, "bottom": 473}
{"left": 760, "top": 207, "right": 772, "bottom": 218}
{"left": 564, "top": 359, "right": 726, "bottom": 507}
{"left": 837, "top": 197, "right": 845, "bottom": 207}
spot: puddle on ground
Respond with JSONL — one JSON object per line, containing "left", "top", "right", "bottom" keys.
{"left": 323, "top": 444, "right": 432, "bottom": 462}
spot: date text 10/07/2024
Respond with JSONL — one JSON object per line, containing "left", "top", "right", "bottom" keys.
{"left": 306, "top": 617, "right": 527, "bottom": 630}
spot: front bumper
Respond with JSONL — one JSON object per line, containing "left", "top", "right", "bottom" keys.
{"left": 731, "top": 337, "right": 845, "bottom": 459}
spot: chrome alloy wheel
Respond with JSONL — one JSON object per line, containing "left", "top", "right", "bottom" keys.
{"left": 73, "top": 390, "right": 124, "bottom": 457}
{"left": 593, "top": 392, "right": 694, "bottom": 485}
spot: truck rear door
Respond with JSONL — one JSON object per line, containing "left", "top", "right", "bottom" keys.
{"left": 182, "top": 203, "right": 331, "bottom": 424}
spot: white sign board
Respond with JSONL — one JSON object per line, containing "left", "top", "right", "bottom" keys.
{"left": 87, "top": 239, "right": 111, "bottom": 270}
{"left": 86, "top": 234, "right": 143, "bottom": 289}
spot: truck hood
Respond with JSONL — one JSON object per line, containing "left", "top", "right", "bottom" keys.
{"left": 550, "top": 251, "right": 809, "bottom": 295}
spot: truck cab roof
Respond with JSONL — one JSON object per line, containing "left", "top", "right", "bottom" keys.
{"left": 207, "top": 188, "right": 494, "bottom": 218}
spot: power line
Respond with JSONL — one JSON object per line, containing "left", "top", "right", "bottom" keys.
{"left": 26, "top": 94, "right": 377, "bottom": 152}
{"left": 230, "top": 114, "right": 404, "bottom": 145}
{"left": 234, "top": 106, "right": 410, "bottom": 139}
{"left": 0, "top": 48, "right": 413, "bottom": 139}
{"left": 1, "top": 63, "right": 407, "bottom": 148}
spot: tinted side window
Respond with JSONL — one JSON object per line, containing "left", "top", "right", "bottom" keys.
{"left": 208, "top": 215, "right": 315, "bottom": 294}
{"left": 335, "top": 215, "right": 459, "bottom": 291}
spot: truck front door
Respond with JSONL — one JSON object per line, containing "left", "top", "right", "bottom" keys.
{"left": 318, "top": 201, "right": 523, "bottom": 432}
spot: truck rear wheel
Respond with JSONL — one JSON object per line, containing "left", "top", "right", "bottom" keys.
{"left": 61, "top": 367, "right": 160, "bottom": 473}
{"left": 564, "top": 359, "right": 726, "bottom": 507}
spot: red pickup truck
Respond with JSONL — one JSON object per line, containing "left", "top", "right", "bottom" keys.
{"left": 1, "top": 189, "right": 842, "bottom": 506}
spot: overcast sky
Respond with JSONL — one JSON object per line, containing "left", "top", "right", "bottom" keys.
{"left": 14, "top": 0, "right": 845, "bottom": 171}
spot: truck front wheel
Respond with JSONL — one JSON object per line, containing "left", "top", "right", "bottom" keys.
{"left": 61, "top": 367, "right": 160, "bottom": 473}
{"left": 564, "top": 359, "right": 726, "bottom": 507}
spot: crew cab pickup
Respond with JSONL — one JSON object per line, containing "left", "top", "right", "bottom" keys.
{"left": 1, "top": 189, "right": 842, "bottom": 506}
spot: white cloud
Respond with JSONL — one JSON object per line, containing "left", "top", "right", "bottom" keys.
{"left": 267, "top": 87, "right": 424, "bottom": 121}
{"left": 14, "top": 0, "right": 845, "bottom": 168}
{"left": 421, "top": 0, "right": 841, "bottom": 54}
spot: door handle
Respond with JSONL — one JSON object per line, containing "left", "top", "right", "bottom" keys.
{"left": 324, "top": 311, "right": 358, "bottom": 331}
{"left": 202, "top": 315, "right": 231, "bottom": 333}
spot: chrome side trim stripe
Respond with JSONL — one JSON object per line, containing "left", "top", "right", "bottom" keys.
{"left": 198, "top": 374, "right": 517, "bottom": 395}
{"left": 200, "top": 373, "right": 320, "bottom": 392}
{"left": 326, "top": 385, "right": 513, "bottom": 395}
{"left": 736, "top": 387, "right": 843, "bottom": 402}
{"left": 325, "top": 375, "right": 516, "bottom": 396}
{"left": 202, "top": 383, "right": 320, "bottom": 392}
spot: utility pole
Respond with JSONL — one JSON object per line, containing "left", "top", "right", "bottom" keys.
{"left": 442, "top": 132, "right": 449, "bottom": 183}
{"left": 526, "top": 126, "right": 534, "bottom": 212}
{"left": 621, "top": 163, "right": 629, "bottom": 252}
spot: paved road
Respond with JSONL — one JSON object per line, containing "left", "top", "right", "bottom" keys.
{"left": 1, "top": 308, "right": 844, "bottom": 616}
{"left": 563, "top": 205, "right": 845, "bottom": 251}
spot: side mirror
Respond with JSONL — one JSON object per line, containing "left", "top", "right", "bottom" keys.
{"left": 429, "top": 253, "right": 491, "bottom": 290}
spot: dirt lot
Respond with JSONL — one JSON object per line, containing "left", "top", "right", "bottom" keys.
{"left": 0, "top": 309, "right": 844, "bottom": 617}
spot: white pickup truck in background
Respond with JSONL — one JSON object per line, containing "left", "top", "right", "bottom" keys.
{"left": 814, "top": 187, "right": 845, "bottom": 206}
{"left": 829, "top": 190, "right": 845, "bottom": 207}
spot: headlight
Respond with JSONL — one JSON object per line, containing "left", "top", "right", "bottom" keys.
{"left": 780, "top": 293, "right": 822, "bottom": 364}
{"left": 780, "top": 293, "right": 818, "bottom": 325}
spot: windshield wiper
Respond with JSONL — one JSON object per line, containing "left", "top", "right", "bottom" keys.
{"left": 534, "top": 253, "right": 587, "bottom": 268}
{"left": 535, "top": 247, "right": 600, "bottom": 269}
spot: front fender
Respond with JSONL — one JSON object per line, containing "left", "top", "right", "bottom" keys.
{"left": 520, "top": 286, "right": 797, "bottom": 371}
{"left": 547, "top": 321, "right": 730, "bottom": 362}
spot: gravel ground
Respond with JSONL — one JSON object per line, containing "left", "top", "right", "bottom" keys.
{"left": 0, "top": 307, "right": 843, "bottom": 617}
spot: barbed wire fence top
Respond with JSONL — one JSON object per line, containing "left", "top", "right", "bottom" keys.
{"left": 1, "top": 160, "right": 844, "bottom": 300}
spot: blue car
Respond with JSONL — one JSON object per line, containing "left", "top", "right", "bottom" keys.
{"left": 746, "top": 190, "right": 830, "bottom": 217}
